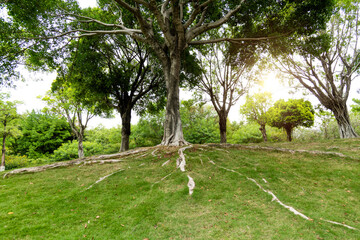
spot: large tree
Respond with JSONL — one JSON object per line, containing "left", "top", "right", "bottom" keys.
{"left": 63, "top": 31, "right": 166, "bottom": 152}
{"left": 2, "top": 0, "right": 334, "bottom": 145}
{"left": 274, "top": 0, "right": 360, "bottom": 138}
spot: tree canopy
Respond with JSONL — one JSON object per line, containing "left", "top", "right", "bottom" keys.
{"left": 267, "top": 99, "right": 315, "bottom": 142}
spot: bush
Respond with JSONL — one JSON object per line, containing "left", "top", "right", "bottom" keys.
{"left": 5, "top": 155, "right": 29, "bottom": 170}
{"left": 228, "top": 122, "right": 286, "bottom": 143}
{"left": 52, "top": 141, "right": 104, "bottom": 161}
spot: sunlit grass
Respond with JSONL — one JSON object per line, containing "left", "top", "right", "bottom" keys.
{"left": 0, "top": 143, "right": 359, "bottom": 239}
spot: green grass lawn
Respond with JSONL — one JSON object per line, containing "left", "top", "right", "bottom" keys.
{"left": 0, "top": 143, "right": 359, "bottom": 239}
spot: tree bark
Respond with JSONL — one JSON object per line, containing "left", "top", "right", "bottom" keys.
{"left": 1, "top": 132, "right": 6, "bottom": 172}
{"left": 161, "top": 51, "right": 187, "bottom": 146}
{"left": 219, "top": 113, "right": 227, "bottom": 143}
{"left": 331, "top": 103, "right": 358, "bottom": 138}
{"left": 285, "top": 127, "right": 292, "bottom": 142}
{"left": 120, "top": 110, "right": 131, "bottom": 152}
{"left": 259, "top": 124, "right": 268, "bottom": 142}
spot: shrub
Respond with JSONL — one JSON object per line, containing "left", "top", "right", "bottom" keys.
{"left": 5, "top": 155, "right": 29, "bottom": 170}
{"left": 52, "top": 141, "right": 104, "bottom": 161}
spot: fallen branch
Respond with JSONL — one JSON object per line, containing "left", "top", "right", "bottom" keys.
{"left": 84, "top": 169, "right": 124, "bottom": 191}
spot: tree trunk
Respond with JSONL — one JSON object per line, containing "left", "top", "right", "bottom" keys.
{"left": 161, "top": 52, "right": 187, "bottom": 146}
{"left": 219, "top": 113, "right": 227, "bottom": 143}
{"left": 331, "top": 104, "right": 358, "bottom": 138}
{"left": 259, "top": 124, "right": 268, "bottom": 142}
{"left": 120, "top": 110, "right": 131, "bottom": 152}
{"left": 0, "top": 133, "right": 6, "bottom": 172}
{"left": 77, "top": 134, "right": 84, "bottom": 158}
{"left": 285, "top": 127, "right": 292, "bottom": 142}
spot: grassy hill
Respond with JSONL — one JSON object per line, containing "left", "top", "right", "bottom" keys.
{"left": 0, "top": 140, "right": 359, "bottom": 239}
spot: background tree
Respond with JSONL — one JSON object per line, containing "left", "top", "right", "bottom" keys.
{"left": 2, "top": 0, "right": 334, "bottom": 146}
{"left": 274, "top": 0, "right": 360, "bottom": 138}
{"left": 240, "top": 92, "right": 272, "bottom": 142}
{"left": 11, "top": 111, "right": 72, "bottom": 159}
{"left": 351, "top": 96, "right": 360, "bottom": 114}
{"left": 42, "top": 78, "right": 102, "bottom": 158}
{"left": 61, "top": 15, "right": 167, "bottom": 151}
{"left": 196, "top": 40, "right": 256, "bottom": 143}
{"left": 267, "top": 99, "right": 315, "bottom": 142}
{"left": 0, "top": 94, "right": 21, "bottom": 171}
{"left": 180, "top": 99, "right": 219, "bottom": 144}
{"left": 315, "top": 104, "right": 334, "bottom": 139}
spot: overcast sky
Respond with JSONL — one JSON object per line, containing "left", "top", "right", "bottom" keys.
{"left": 4, "top": 0, "right": 360, "bottom": 129}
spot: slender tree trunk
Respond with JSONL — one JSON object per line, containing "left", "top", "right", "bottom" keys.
{"left": 330, "top": 103, "right": 358, "bottom": 138}
{"left": 0, "top": 133, "right": 6, "bottom": 172}
{"left": 77, "top": 134, "right": 84, "bottom": 158}
{"left": 285, "top": 127, "right": 292, "bottom": 142}
{"left": 259, "top": 124, "right": 268, "bottom": 142}
{"left": 161, "top": 52, "right": 187, "bottom": 146}
{"left": 219, "top": 113, "right": 227, "bottom": 143}
{"left": 120, "top": 110, "right": 131, "bottom": 152}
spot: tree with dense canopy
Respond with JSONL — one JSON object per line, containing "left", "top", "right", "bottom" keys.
{"left": 273, "top": 0, "right": 360, "bottom": 139}
{"left": 0, "top": 94, "right": 21, "bottom": 171}
{"left": 62, "top": 29, "right": 166, "bottom": 152}
{"left": 267, "top": 99, "right": 315, "bottom": 142}
{"left": 1, "top": 0, "right": 334, "bottom": 146}
{"left": 42, "top": 78, "right": 101, "bottom": 158}
{"left": 240, "top": 92, "right": 272, "bottom": 142}
{"left": 11, "top": 111, "right": 72, "bottom": 159}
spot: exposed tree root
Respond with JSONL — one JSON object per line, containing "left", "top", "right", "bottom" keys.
{"left": 176, "top": 145, "right": 192, "bottom": 172}
{"left": 151, "top": 171, "right": 176, "bottom": 188}
{"left": 84, "top": 169, "right": 124, "bottom": 191}
{"left": 322, "top": 219, "right": 358, "bottom": 230}
{"left": 204, "top": 144, "right": 354, "bottom": 159}
{"left": 161, "top": 160, "right": 171, "bottom": 166}
{"left": 151, "top": 149, "right": 158, "bottom": 157}
{"left": 187, "top": 175, "right": 195, "bottom": 195}
{"left": 83, "top": 160, "right": 124, "bottom": 165}
{"left": 209, "top": 160, "right": 358, "bottom": 230}
{"left": 3, "top": 148, "right": 151, "bottom": 178}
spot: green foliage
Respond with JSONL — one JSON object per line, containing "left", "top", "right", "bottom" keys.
{"left": 130, "top": 112, "right": 165, "bottom": 148}
{"left": 351, "top": 98, "right": 360, "bottom": 113}
{"left": 0, "top": 94, "right": 22, "bottom": 139}
{"left": 180, "top": 100, "right": 219, "bottom": 144}
{"left": 315, "top": 104, "right": 335, "bottom": 139}
{"left": 228, "top": 122, "right": 286, "bottom": 143}
{"left": 85, "top": 125, "right": 121, "bottom": 154}
{"left": 267, "top": 99, "right": 315, "bottom": 141}
{"left": 52, "top": 140, "right": 104, "bottom": 161}
{"left": 240, "top": 92, "right": 273, "bottom": 125}
{"left": 4, "top": 155, "right": 29, "bottom": 170}
{"left": 11, "top": 110, "right": 72, "bottom": 158}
